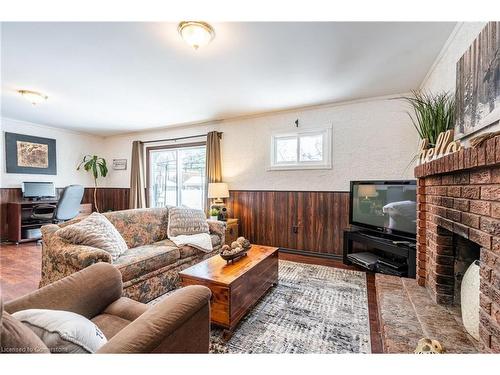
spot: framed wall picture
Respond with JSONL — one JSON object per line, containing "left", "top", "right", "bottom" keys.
{"left": 5, "top": 132, "right": 57, "bottom": 175}
{"left": 112, "top": 158, "right": 127, "bottom": 170}
{"left": 455, "top": 22, "right": 500, "bottom": 139}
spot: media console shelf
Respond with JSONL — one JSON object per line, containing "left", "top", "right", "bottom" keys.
{"left": 343, "top": 227, "right": 416, "bottom": 278}
{"left": 7, "top": 201, "right": 92, "bottom": 244}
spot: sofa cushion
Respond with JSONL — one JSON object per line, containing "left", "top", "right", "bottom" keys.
{"left": 1, "top": 311, "right": 50, "bottom": 353}
{"left": 167, "top": 207, "right": 209, "bottom": 238}
{"left": 104, "top": 208, "right": 169, "bottom": 248}
{"left": 13, "top": 309, "right": 107, "bottom": 353}
{"left": 114, "top": 239, "right": 181, "bottom": 282}
{"left": 91, "top": 314, "right": 131, "bottom": 340}
{"left": 179, "top": 234, "right": 222, "bottom": 259}
{"left": 56, "top": 212, "right": 127, "bottom": 261}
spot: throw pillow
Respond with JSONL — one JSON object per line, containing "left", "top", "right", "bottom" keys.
{"left": 167, "top": 207, "right": 209, "bottom": 238}
{"left": 12, "top": 309, "right": 107, "bottom": 354}
{"left": 56, "top": 212, "right": 127, "bottom": 261}
{"left": 1, "top": 312, "right": 50, "bottom": 354}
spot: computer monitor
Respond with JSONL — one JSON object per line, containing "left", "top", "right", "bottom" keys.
{"left": 22, "top": 182, "right": 56, "bottom": 200}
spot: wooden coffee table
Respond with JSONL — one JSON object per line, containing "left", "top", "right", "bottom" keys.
{"left": 179, "top": 245, "right": 279, "bottom": 336}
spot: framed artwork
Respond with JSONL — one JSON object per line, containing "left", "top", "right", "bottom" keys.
{"left": 455, "top": 22, "right": 500, "bottom": 139}
{"left": 5, "top": 132, "right": 57, "bottom": 175}
{"left": 112, "top": 158, "right": 127, "bottom": 170}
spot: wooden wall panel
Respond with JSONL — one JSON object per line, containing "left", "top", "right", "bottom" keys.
{"left": 227, "top": 190, "right": 350, "bottom": 257}
{"left": 81, "top": 188, "right": 130, "bottom": 213}
{"left": 0, "top": 187, "right": 130, "bottom": 239}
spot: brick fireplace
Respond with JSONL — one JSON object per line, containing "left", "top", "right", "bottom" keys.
{"left": 414, "top": 135, "right": 500, "bottom": 353}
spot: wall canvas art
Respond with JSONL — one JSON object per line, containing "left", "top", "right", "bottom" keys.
{"left": 16, "top": 141, "right": 49, "bottom": 168}
{"left": 5, "top": 132, "right": 57, "bottom": 175}
{"left": 455, "top": 22, "right": 500, "bottom": 138}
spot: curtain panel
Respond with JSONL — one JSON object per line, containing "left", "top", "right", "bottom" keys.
{"left": 129, "top": 141, "right": 147, "bottom": 209}
{"left": 205, "top": 131, "right": 222, "bottom": 211}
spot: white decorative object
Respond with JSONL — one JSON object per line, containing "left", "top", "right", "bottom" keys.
{"left": 461, "top": 260, "right": 480, "bottom": 341}
{"left": 13, "top": 309, "right": 107, "bottom": 353}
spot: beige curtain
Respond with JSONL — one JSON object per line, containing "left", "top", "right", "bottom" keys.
{"left": 205, "top": 131, "right": 222, "bottom": 211}
{"left": 129, "top": 141, "right": 146, "bottom": 209}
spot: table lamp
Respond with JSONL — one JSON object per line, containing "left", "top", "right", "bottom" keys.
{"left": 208, "top": 182, "right": 230, "bottom": 220}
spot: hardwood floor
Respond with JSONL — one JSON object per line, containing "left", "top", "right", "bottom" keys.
{"left": 0, "top": 242, "right": 42, "bottom": 301}
{"left": 0, "top": 242, "right": 383, "bottom": 353}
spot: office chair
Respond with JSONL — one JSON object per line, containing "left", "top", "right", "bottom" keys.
{"left": 31, "top": 184, "right": 85, "bottom": 223}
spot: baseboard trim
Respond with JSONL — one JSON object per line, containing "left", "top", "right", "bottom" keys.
{"left": 278, "top": 247, "right": 342, "bottom": 260}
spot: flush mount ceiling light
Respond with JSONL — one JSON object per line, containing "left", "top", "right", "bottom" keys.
{"left": 178, "top": 21, "right": 215, "bottom": 50}
{"left": 18, "top": 90, "right": 48, "bottom": 105}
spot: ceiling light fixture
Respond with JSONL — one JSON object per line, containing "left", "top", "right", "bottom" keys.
{"left": 18, "top": 90, "right": 48, "bottom": 105}
{"left": 178, "top": 21, "right": 215, "bottom": 50}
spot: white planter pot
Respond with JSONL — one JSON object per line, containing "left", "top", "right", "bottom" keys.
{"left": 210, "top": 216, "right": 218, "bottom": 220}
{"left": 461, "top": 260, "right": 480, "bottom": 341}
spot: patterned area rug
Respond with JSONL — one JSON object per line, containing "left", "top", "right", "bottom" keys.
{"left": 151, "top": 260, "right": 371, "bottom": 353}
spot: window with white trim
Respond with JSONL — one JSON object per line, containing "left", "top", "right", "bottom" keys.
{"left": 270, "top": 127, "right": 332, "bottom": 170}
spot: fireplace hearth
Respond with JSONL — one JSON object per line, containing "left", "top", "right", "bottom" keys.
{"left": 414, "top": 135, "right": 500, "bottom": 353}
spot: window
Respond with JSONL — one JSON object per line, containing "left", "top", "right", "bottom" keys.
{"left": 147, "top": 143, "right": 206, "bottom": 209}
{"left": 270, "top": 127, "right": 332, "bottom": 170}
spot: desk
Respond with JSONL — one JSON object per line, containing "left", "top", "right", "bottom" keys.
{"left": 7, "top": 201, "right": 92, "bottom": 244}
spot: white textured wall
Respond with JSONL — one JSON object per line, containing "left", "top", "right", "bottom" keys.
{"left": 100, "top": 94, "right": 418, "bottom": 191}
{"left": 0, "top": 117, "right": 105, "bottom": 188}
{"left": 420, "top": 22, "right": 499, "bottom": 139}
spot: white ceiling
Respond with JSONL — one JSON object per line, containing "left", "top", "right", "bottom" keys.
{"left": 1, "top": 22, "right": 456, "bottom": 136}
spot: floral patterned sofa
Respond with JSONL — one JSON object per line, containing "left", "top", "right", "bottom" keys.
{"left": 39, "top": 208, "right": 226, "bottom": 303}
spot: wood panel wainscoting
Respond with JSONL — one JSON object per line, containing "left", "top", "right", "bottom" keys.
{"left": 226, "top": 190, "right": 350, "bottom": 259}
{"left": 0, "top": 187, "right": 130, "bottom": 240}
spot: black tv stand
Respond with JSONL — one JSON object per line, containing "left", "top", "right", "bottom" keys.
{"left": 343, "top": 227, "right": 416, "bottom": 278}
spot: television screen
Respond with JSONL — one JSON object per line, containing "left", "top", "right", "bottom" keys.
{"left": 22, "top": 182, "right": 56, "bottom": 198}
{"left": 350, "top": 181, "right": 417, "bottom": 236}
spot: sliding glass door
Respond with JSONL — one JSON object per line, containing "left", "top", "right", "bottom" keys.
{"left": 147, "top": 143, "right": 206, "bottom": 210}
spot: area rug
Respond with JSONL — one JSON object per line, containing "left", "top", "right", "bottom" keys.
{"left": 150, "top": 260, "right": 371, "bottom": 353}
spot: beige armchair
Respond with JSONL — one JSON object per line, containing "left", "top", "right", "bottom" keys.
{"left": 2, "top": 263, "right": 212, "bottom": 353}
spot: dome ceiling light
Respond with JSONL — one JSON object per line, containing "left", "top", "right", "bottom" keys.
{"left": 18, "top": 90, "right": 48, "bottom": 105}
{"left": 178, "top": 21, "right": 215, "bottom": 50}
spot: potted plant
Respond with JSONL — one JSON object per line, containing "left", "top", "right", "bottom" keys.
{"left": 77, "top": 155, "right": 108, "bottom": 212}
{"left": 402, "top": 90, "right": 455, "bottom": 147}
{"left": 209, "top": 208, "right": 220, "bottom": 220}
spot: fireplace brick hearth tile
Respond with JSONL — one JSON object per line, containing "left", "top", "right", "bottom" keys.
{"left": 480, "top": 217, "right": 500, "bottom": 236}
{"left": 448, "top": 186, "right": 461, "bottom": 198}
{"left": 376, "top": 274, "right": 480, "bottom": 353}
{"left": 461, "top": 212, "right": 480, "bottom": 229}
{"left": 470, "top": 200, "right": 491, "bottom": 216}
{"left": 497, "top": 137, "right": 500, "bottom": 163}
{"left": 470, "top": 169, "right": 492, "bottom": 184}
{"left": 454, "top": 198, "right": 470, "bottom": 212}
{"left": 481, "top": 185, "right": 500, "bottom": 200}
{"left": 469, "top": 229, "right": 492, "bottom": 249}
{"left": 480, "top": 294, "right": 493, "bottom": 315}
{"left": 462, "top": 186, "right": 480, "bottom": 199}
{"left": 477, "top": 146, "right": 486, "bottom": 166}
{"left": 486, "top": 138, "right": 497, "bottom": 165}
{"left": 453, "top": 222, "right": 469, "bottom": 239}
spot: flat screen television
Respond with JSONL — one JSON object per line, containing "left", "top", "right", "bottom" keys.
{"left": 350, "top": 180, "right": 417, "bottom": 238}
{"left": 22, "top": 182, "right": 56, "bottom": 200}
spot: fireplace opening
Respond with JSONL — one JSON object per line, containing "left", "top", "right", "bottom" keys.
{"left": 453, "top": 234, "right": 480, "bottom": 306}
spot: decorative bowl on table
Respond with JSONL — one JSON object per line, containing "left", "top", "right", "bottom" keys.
{"left": 220, "top": 237, "right": 252, "bottom": 263}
